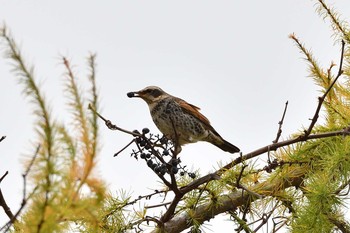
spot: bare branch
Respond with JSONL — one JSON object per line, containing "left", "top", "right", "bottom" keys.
{"left": 0, "top": 172, "right": 14, "bottom": 222}
{"left": 113, "top": 139, "right": 135, "bottom": 157}
{"left": 0, "top": 171, "right": 8, "bottom": 183}
{"left": 145, "top": 202, "right": 171, "bottom": 209}
{"left": 0, "top": 145, "right": 40, "bottom": 232}
{"left": 88, "top": 103, "right": 141, "bottom": 137}
{"left": 273, "top": 101, "right": 288, "bottom": 143}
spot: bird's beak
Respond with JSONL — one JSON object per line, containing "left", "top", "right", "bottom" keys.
{"left": 127, "top": 91, "right": 141, "bottom": 98}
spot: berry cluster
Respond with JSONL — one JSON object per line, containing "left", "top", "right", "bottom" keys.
{"left": 131, "top": 128, "right": 196, "bottom": 179}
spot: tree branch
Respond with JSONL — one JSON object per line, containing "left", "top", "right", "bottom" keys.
{"left": 154, "top": 165, "right": 305, "bottom": 233}
{"left": 0, "top": 172, "right": 14, "bottom": 222}
{"left": 0, "top": 145, "right": 40, "bottom": 232}
{"left": 88, "top": 103, "right": 141, "bottom": 137}
{"left": 273, "top": 101, "right": 288, "bottom": 143}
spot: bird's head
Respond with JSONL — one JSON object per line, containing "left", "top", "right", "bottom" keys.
{"left": 127, "top": 86, "right": 169, "bottom": 105}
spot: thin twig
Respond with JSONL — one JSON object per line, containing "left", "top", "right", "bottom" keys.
{"left": 145, "top": 201, "right": 171, "bottom": 209}
{"left": 235, "top": 165, "right": 263, "bottom": 199}
{"left": 0, "top": 171, "right": 14, "bottom": 221}
{"left": 273, "top": 101, "right": 288, "bottom": 143}
{"left": 88, "top": 103, "right": 141, "bottom": 136}
{"left": 0, "top": 136, "right": 6, "bottom": 142}
{"left": 0, "top": 189, "right": 14, "bottom": 221}
{"left": 236, "top": 165, "right": 248, "bottom": 187}
{"left": 114, "top": 139, "right": 135, "bottom": 157}
{"left": 253, "top": 201, "right": 280, "bottom": 232}
{"left": 334, "top": 178, "right": 350, "bottom": 195}
{"left": 0, "top": 171, "right": 8, "bottom": 183}
{"left": 125, "top": 189, "right": 167, "bottom": 207}
{"left": 230, "top": 212, "right": 254, "bottom": 233}
{"left": 0, "top": 186, "right": 38, "bottom": 232}
{"left": 272, "top": 216, "right": 290, "bottom": 233}
{"left": 192, "top": 182, "right": 210, "bottom": 210}
{"left": 132, "top": 216, "right": 164, "bottom": 231}
{"left": 0, "top": 145, "right": 40, "bottom": 232}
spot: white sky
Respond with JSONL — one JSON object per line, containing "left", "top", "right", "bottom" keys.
{"left": 1, "top": 1, "right": 350, "bottom": 232}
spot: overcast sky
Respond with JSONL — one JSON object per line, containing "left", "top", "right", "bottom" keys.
{"left": 1, "top": 1, "right": 350, "bottom": 232}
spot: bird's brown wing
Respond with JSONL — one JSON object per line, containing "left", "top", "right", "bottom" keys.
{"left": 177, "top": 98, "right": 213, "bottom": 129}
{"left": 177, "top": 98, "right": 240, "bottom": 153}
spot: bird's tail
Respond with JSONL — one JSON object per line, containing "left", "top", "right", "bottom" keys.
{"left": 216, "top": 138, "right": 240, "bottom": 154}
{"left": 207, "top": 132, "right": 240, "bottom": 154}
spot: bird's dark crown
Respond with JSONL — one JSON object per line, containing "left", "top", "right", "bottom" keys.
{"left": 127, "top": 86, "right": 168, "bottom": 105}
{"left": 139, "top": 86, "right": 164, "bottom": 98}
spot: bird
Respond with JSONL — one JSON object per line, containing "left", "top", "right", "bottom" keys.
{"left": 127, "top": 86, "right": 240, "bottom": 154}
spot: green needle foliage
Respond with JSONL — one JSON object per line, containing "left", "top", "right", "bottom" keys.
{"left": 0, "top": 27, "right": 133, "bottom": 232}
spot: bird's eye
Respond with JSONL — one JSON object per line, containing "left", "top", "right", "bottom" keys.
{"left": 150, "top": 89, "right": 162, "bottom": 98}
{"left": 142, "top": 88, "right": 163, "bottom": 98}
{"left": 147, "top": 89, "right": 162, "bottom": 98}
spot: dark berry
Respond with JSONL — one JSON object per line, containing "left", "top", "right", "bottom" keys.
{"left": 151, "top": 163, "right": 157, "bottom": 170}
{"left": 160, "top": 169, "right": 166, "bottom": 176}
{"left": 154, "top": 166, "right": 161, "bottom": 173}
{"left": 160, "top": 165, "right": 167, "bottom": 175}
{"left": 160, "top": 137, "right": 168, "bottom": 144}
{"left": 180, "top": 171, "right": 185, "bottom": 176}
{"left": 163, "top": 149, "right": 169, "bottom": 156}
{"left": 139, "top": 140, "right": 146, "bottom": 147}
{"left": 188, "top": 173, "right": 196, "bottom": 179}
{"left": 170, "top": 159, "right": 179, "bottom": 166}
{"left": 146, "top": 153, "right": 151, "bottom": 159}
{"left": 142, "top": 128, "right": 150, "bottom": 134}
{"left": 136, "top": 137, "right": 142, "bottom": 143}
{"left": 147, "top": 160, "right": 153, "bottom": 167}
{"left": 140, "top": 153, "right": 146, "bottom": 159}
{"left": 127, "top": 92, "right": 135, "bottom": 98}
{"left": 171, "top": 166, "right": 178, "bottom": 174}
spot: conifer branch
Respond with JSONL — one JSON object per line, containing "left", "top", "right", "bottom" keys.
{"left": 87, "top": 53, "right": 99, "bottom": 157}
{"left": 1, "top": 24, "right": 56, "bottom": 232}
{"left": 62, "top": 57, "right": 91, "bottom": 153}
{"left": 303, "top": 40, "right": 344, "bottom": 137}
{"left": 289, "top": 33, "right": 328, "bottom": 88}
{"left": 317, "top": 0, "right": 350, "bottom": 43}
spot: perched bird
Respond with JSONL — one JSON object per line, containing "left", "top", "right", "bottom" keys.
{"left": 127, "top": 86, "right": 240, "bottom": 154}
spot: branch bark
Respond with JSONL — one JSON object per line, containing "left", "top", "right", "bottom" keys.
{"left": 154, "top": 166, "right": 305, "bottom": 233}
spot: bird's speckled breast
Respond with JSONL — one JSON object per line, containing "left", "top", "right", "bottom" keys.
{"left": 150, "top": 97, "right": 208, "bottom": 144}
